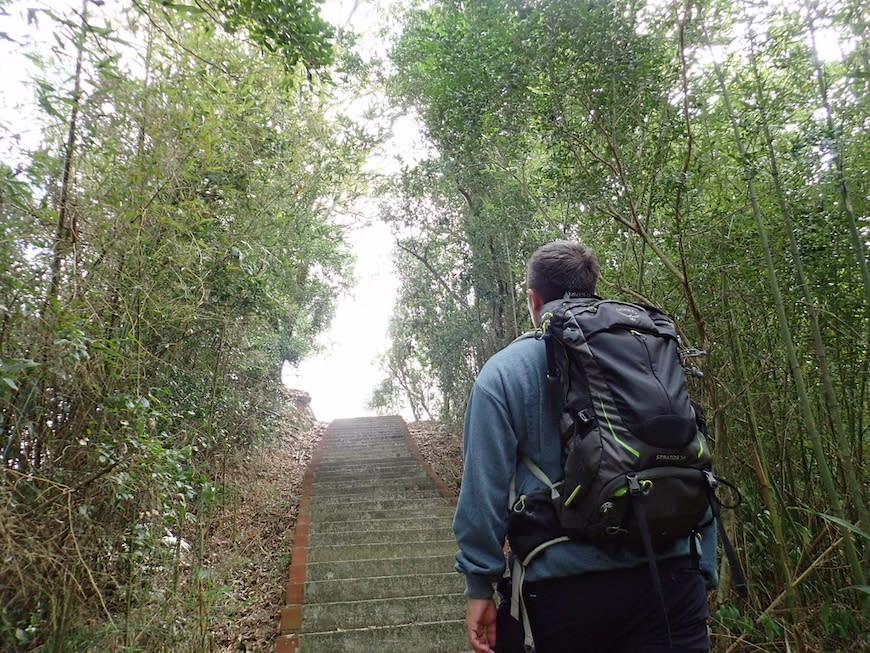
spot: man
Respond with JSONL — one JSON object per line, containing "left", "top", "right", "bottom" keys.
{"left": 453, "top": 240, "right": 717, "bottom": 653}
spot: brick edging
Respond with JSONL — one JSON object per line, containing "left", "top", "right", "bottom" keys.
{"left": 275, "top": 423, "right": 330, "bottom": 653}
{"left": 398, "top": 417, "right": 458, "bottom": 506}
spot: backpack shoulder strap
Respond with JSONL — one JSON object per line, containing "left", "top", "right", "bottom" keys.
{"left": 512, "top": 330, "right": 539, "bottom": 344}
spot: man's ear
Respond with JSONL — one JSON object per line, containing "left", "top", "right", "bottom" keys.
{"left": 527, "top": 288, "right": 546, "bottom": 323}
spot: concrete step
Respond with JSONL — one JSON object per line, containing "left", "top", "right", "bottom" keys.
{"left": 309, "top": 496, "right": 453, "bottom": 515}
{"left": 305, "top": 553, "right": 456, "bottom": 581}
{"left": 313, "top": 470, "right": 425, "bottom": 484}
{"left": 308, "top": 539, "right": 456, "bottom": 563}
{"left": 279, "top": 416, "right": 467, "bottom": 653}
{"left": 317, "top": 438, "right": 409, "bottom": 446}
{"left": 298, "top": 592, "right": 465, "bottom": 632}
{"left": 309, "top": 489, "right": 442, "bottom": 505}
{"left": 322, "top": 424, "right": 406, "bottom": 434}
{"left": 309, "top": 524, "right": 454, "bottom": 546}
{"left": 311, "top": 476, "right": 434, "bottom": 492}
{"left": 304, "top": 571, "right": 464, "bottom": 603}
{"left": 313, "top": 466, "right": 422, "bottom": 480}
{"left": 283, "top": 619, "right": 469, "bottom": 652}
{"left": 310, "top": 505, "right": 454, "bottom": 524}
{"left": 317, "top": 453, "right": 412, "bottom": 463}
{"left": 320, "top": 448, "right": 414, "bottom": 458}
{"left": 311, "top": 515, "right": 449, "bottom": 534}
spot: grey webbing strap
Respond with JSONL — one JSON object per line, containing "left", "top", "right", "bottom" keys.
{"left": 520, "top": 536, "right": 572, "bottom": 567}
{"left": 511, "top": 536, "right": 571, "bottom": 651}
{"left": 510, "top": 557, "right": 522, "bottom": 620}
{"left": 509, "top": 558, "right": 536, "bottom": 651}
{"left": 522, "top": 456, "right": 561, "bottom": 500}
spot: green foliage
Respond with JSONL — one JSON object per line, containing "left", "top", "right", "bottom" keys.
{"left": 215, "top": 0, "right": 334, "bottom": 70}
{"left": 158, "top": 0, "right": 335, "bottom": 72}
{"left": 0, "top": 0, "right": 373, "bottom": 649}
{"left": 384, "top": 0, "right": 868, "bottom": 646}
{"left": 382, "top": 0, "right": 714, "bottom": 421}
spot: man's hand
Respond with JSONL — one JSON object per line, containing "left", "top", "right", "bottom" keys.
{"left": 465, "top": 597, "right": 497, "bottom": 653}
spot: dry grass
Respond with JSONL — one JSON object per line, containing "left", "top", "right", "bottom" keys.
{"left": 405, "top": 420, "right": 463, "bottom": 499}
{"left": 205, "top": 401, "right": 323, "bottom": 652}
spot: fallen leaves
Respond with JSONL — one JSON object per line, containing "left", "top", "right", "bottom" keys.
{"left": 206, "top": 390, "right": 323, "bottom": 653}
{"left": 406, "top": 420, "right": 463, "bottom": 499}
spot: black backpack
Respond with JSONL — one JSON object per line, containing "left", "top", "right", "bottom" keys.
{"left": 504, "top": 297, "right": 746, "bottom": 652}
{"left": 544, "top": 296, "right": 716, "bottom": 545}
{"left": 507, "top": 296, "right": 746, "bottom": 586}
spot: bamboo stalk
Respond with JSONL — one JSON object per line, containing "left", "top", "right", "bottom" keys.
{"left": 722, "top": 269, "right": 794, "bottom": 599}
{"left": 744, "top": 26, "right": 869, "bottom": 535}
{"left": 703, "top": 20, "right": 866, "bottom": 590}
{"left": 807, "top": 13, "right": 870, "bottom": 306}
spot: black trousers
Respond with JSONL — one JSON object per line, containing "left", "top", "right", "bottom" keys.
{"left": 495, "top": 576, "right": 527, "bottom": 653}
{"left": 521, "top": 557, "right": 710, "bottom": 653}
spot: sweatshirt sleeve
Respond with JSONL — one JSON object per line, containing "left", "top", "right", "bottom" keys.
{"left": 453, "top": 375, "right": 519, "bottom": 599}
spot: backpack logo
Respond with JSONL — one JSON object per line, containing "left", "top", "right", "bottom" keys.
{"left": 656, "top": 453, "right": 688, "bottom": 463}
{"left": 615, "top": 305, "right": 642, "bottom": 322}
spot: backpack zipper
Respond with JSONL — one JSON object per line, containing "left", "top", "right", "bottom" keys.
{"left": 598, "top": 467, "right": 707, "bottom": 503}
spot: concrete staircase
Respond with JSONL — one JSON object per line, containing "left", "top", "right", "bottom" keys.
{"left": 276, "top": 416, "right": 469, "bottom": 652}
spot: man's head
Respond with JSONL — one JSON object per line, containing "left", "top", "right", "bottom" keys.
{"left": 526, "top": 240, "right": 599, "bottom": 326}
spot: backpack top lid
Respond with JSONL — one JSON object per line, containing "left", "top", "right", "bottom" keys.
{"left": 541, "top": 297, "right": 677, "bottom": 342}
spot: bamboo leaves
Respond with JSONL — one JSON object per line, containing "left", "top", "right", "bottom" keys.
{"left": 386, "top": 0, "right": 868, "bottom": 645}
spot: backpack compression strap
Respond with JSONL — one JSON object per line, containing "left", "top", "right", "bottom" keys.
{"left": 629, "top": 473, "right": 674, "bottom": 652}
{"left": 704, "top": 471, "right": 749, "bottom": 598}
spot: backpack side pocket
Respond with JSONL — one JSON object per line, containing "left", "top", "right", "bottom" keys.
{"left": 507, "top": 489, "right": 562, "bottom": 560}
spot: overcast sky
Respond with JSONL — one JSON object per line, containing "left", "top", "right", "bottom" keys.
{"left": 284, "top": 0, "right": 425, "bottom": 422}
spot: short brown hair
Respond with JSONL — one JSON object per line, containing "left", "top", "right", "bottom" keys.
{"left": 526, "top": 240, "right": 600, "bottom": 302}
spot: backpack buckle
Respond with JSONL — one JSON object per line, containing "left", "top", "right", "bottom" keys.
{"left": 626, "top": 474, "right": 652, "bottom": 497}
{"left": 576, "top": 409, "right": 594, "bottom": 424}
{"left": 703, "top": 470, "right": 718, "bottom": 489}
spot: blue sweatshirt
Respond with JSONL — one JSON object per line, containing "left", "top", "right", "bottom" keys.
{"left": 453, "top": 335, "right": 719, "bottom": 599}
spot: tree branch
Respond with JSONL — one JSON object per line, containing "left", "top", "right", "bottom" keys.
{"left": 131, "top": 0, "right": 235, "bottom": 78}
{"left": 395, "top": 241, "right": 465, "bottom": 306}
